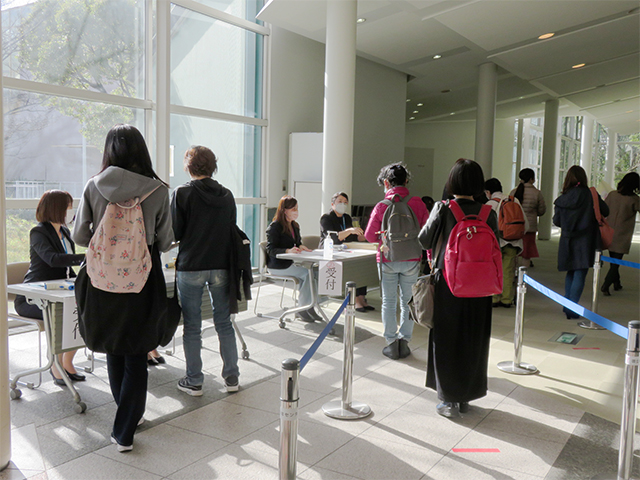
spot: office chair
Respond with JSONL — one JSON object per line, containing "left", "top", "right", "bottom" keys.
{"left": 301, "top": 235, "right": 320, "bottom": 250}
{"left": 253, "top": 241, "right": 299, "bottom": 319}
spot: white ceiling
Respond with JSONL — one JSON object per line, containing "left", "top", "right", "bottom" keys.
{"left": 258, "top": 0, "right": 640, "bottom": 134}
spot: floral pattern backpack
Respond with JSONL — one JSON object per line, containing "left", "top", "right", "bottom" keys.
{"left": 86, "top": 186, "right": 159, "bottom": 293}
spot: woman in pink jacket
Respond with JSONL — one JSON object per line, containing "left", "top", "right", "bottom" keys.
{"left": 365, "top": 163, "right": 429, "bottom": 360}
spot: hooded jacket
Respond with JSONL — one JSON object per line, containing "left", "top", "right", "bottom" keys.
{"left": 171, "top": 177, "right": 236, "bottom": 271}
{"left": 73, "top": 166, "right": 173, "bottom": 251}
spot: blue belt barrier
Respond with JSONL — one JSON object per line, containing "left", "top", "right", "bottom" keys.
{"left": 601, "top": 256, "right": 640, "bottom": 270}
{"left": 299, "top": 294, "right": 350, "bottom": 372}
{"left": 523, "top": 274, "right": 628, "bottom": 340}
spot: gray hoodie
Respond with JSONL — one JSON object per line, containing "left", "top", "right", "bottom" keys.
{"left": 73, "top": 166, "right": 174, "bottom": 251}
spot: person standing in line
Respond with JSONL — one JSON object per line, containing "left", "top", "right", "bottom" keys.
{"left": 485, "top": 178, "right": 528, "bottom": 308}
{"left": 15, "top": 190, "right": 85, "bottom": 385}
{"left": 600, "top": 172, "right": 639, "bottom": 296}
{"left": 364, "top": 163, "right": 429, "bottom": 360}
{"left": 419, "top": 159, "right": 498, "bottom": 418}
{"left": 510, "top": 168, "right": 546, "bottom": 267}
{"left": 553, "top": 165, "right": 608, "bottom": 319}
{"left": 171, "top": 146, "right": 240, "bottom": 396}
{"left": 73, "top": 124, "right": 174, "bottom": 452}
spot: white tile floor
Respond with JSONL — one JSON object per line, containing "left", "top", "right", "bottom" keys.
{"left": 3, "top": 232, "right": 639, "bottom": 479}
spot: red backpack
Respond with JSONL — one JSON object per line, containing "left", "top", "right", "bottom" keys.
{"left": 498, "top": 196, "right": 526, "bottom": 240}
{"left": 444, "top": 201, "right": 503, "bottom": 298}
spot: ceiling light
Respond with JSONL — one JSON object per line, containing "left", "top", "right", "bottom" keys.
{"left": 356, "top": 18, "right": 366, "bottom": 24}
{"left": 626, "top": 110, "right": 633, "bottom": 114}
{"left": 409, "top": 117, "right": 415, "bottom": 120}
{"left": 538, "top": 33, "right": 554, "bottom": 40}
{"left": 450, "top": 112, "right": 455, "bottom": 115}
{"left": 433, "top": 54, "right": 442, "bottom": 59}
{"left": 417, "top": 103, "right": 423, "bottom": 107}
{"left": 572, "top": 63, "right": 586, "bottom": 69}
{"left": 406, "top": 99, "right": 411, "bottom": 102}
{"left": 519, "top": 96, "right": 525, "bottom": 99}
{"left": 413, "top": 110, "right": 419, "bottom": 114}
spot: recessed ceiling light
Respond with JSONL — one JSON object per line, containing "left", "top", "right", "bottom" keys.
{"left": 356, "top": 18, "right": 366, "bottom": 24}
{"left": 519, "top": 96, "right": 525, "bottom": 99}
{"left": 450, "top": 112, "right": 455, "bottom": 115}
{"left": 626, "top": 110, "right": 634, "bottom": 114}
{"left": 572, "top": 63, "right": 586, "bottom": 69}
{"left": 406, "top": 99, "right": 411, "bottom": 102}
{"left": 417, "top": 103, "right": 423, "bottom": 107}
{"left": 413, "top": 110, "right": 419, "bottom": 114}
{"left": 538, "top": 33, "right": 554, "bottom": 40}
{"left": 433, "top": 54, "right": 442, "bottom": 59}
{"left": 409, "top": 117, "right": 415, "bottom": 120}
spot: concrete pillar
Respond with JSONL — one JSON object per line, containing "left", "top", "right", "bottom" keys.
{"left": 581, "top": 116, "right": 594, "bottom": 184}
{"left": 515, "top": 118, "right": 524, "bottom": 185}
{"left": 538, "top": 99, "right": 559, "bottom": 241}
{"left": 1, "top": 4, "right": 11, "bottom": 470}
{"left": 474, "top": 62, "right": 498, "bottom": 178}
{"left": 605, "top": 130, "right": 617, "bottom": 188}
{"left": 155, "top": 0, "right": 170, "bottom": 182}
{"left": 321, "top": 0, "right": 357, "bottom": 214}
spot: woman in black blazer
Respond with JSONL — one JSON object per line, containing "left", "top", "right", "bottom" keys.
{"left": 265, "top": 195, "right": 319, "bottom": 321}
{"left": 15, "top": 190, "right": 85, "bottom": 385}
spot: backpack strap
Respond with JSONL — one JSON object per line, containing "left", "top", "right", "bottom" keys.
{"left": 139, "top": 185, "right": 161, "bottom": 203}
{"left": 448, "top": 200, "right": 465, "bottom": 222}
{"left": 478, "top": 203, "right": 492, "bottom": 223}
{"left": 589, "top": 187, "right": 603, "bottom": 221}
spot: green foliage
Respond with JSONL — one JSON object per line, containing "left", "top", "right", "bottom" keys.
{"left": 615, "top": 133, "right": 640, "bottom": 185}
{"left": 6, "top": 213, "right": 32, "bottom": 263}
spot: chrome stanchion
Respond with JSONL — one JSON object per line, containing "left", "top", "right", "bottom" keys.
{"left": 279, "top": 358, "right": 299, "bottom": 480}
{"left": 618, "top": 321, "right": 640, "bottom": 480}
{"left": 580, "top": 250, "right": 605, "bottom": 330}
{"left": 498, "top": 267, "right": 539, "bottom": 375}
{"left": 322, "top": 282, "right": 372, "bottom": 420}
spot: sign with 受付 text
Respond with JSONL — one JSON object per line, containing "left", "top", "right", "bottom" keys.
{"left": 62, "top": 296, "right": 84, "bottom": 350}
{"left": 318, "top": 260, "right": 343, "bottom": 296}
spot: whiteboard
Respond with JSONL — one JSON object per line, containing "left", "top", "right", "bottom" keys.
{"left": 293, "top": 181, "right": 322, "bottom": 237}
{"left": 288, "top": 132, "right": 323, "bottom": 188}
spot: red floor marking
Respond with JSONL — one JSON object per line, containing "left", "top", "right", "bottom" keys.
{"left": 573, "top": 347, "right": 601, "bottom": 350}
{"left": 452, "top": 448, "right": 500, "bottom": 453}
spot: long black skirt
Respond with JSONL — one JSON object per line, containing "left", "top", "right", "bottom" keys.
{"left": 426, "top": 270, "right": 492, "bottom": 403}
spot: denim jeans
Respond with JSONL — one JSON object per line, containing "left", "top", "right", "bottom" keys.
{"left": 176, "top": 269, "right": 239, "bottom": 386}
{"left": 563, "top": 268, "right": 588, "bottom": 318}
{"left": 268, "top": 264, "right": 313, "bottom": 307}
{"left": 380, "top": 261, "right": 420, "bottom": 344}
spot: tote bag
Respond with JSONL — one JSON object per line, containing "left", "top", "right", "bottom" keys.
{"left": 408, "top": 274, "right": 436, "bottom": 328}
{"left": 590, "top": 187, "right": 614, "bottom": 250}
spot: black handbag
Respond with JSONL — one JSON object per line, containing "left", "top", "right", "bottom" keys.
{"left": 159, "top": 286, "right": 181, "bottom": 347}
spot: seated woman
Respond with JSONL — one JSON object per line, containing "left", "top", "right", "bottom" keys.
{"left": 266, "top": 195, "right": 319, "bottom": 322}
{"left": 15, "top": 190, "right": 85, "bottom": 386}
{"left": 319, "top": 191, "right": 373, "bottom": 312}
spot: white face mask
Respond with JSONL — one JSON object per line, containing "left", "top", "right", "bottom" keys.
{"left": 65, "top": 209, "right": 75, "bottom": 225}
{"left": 335, "top": 203, "right": 348, "bottom": 215}
{"left": 286, "top": 210, "right": 299, "bottom": 222}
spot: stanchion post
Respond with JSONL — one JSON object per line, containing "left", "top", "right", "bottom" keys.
{"left": 279, "top": 358, "right": 299, "bottom": 480}
{"left": 322, "top": 282, "right": 372, "bottom": 420}
{"left": 580, "top": 251, "right": 605, "bottom": 330}
{"left": 618, "top": 321, "right": 640, "bottom": 480}
{"left": 498, "top": 267, "right": 539, "bottom": 375}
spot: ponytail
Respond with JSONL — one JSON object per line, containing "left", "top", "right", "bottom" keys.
{"left": 514, "top": 182, "right": 525, "bottom": 204}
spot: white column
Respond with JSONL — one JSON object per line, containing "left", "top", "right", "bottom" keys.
{"left": 155, "top": 0, "right": 171, "bottom": 182}
{"left": 581, "top": 116, "right": 594, "bottom": 184}
{"left": 474, "top": 62, "right": 498, "bottom": 177}
{"left": 515, "top": 118, "right": 524, "bottom": 180}
{"left": 605, "top": 130, "right": 617, "bottom": 188}
{"left": 538, "top": 99, "right": 559, "bottom": 240}
{"left": 0, "top": 5, "right": 11, "bottom": 470}
{"left": 321, "top": 0, "right": 357, "bottom": 214}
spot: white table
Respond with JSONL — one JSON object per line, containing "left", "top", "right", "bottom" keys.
{"left": 275, "top": 248, "right": 378, "bottom": 329}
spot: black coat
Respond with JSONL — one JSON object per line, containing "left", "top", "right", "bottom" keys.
{"left": 319, "top": 211, "right": 358, "bottom": 248}
{"left": 229, "top": 225, "right": 253, "bottom": 314}
{"left": 266, "top": 221, "right": 301, "bottom": 270}
{"left": 553, "top": 186, "right": 609, "bottom": 271}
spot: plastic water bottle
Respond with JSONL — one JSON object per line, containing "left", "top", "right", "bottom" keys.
{"left": 324, "top": 233, "right": 334, "bottom": 259}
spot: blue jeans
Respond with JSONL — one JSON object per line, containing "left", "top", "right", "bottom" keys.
{"left": 380, "top": 261, "right": 420, "bottom": 344}
{"left": 176, "top": 270, "right": 239, "bottom": 386}
{"left": 563, "top": 268, "right": 588, "bottom": 318}
{"left": 268, "top": 264, "right": 313, "bottom": 307}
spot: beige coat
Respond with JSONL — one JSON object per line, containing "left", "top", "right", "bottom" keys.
{"left": 510, "top": 183, "right": 546, "bottom": 233}
{"left": 605, "top": 191, "right": 640, "bottom": 254}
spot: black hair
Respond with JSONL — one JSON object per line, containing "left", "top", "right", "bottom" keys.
{"left": 519, "top": 168, "right": 535, "bottom": 183}
{"left": 421, "top": 196, "right": 434, "bottom": 212}
{"left": 617, "top": 172, "right": 640, "bottom": 196}
{"left": 446, "top": 158, "right": 485, "bottom": 196}
{"left": 377, "top": 163, "right": 410, "bottom": 188}
{"left": 331, "top": 192, "right": 349, "bottom": 203}
{"left": 484, "top": 178, "right": 502, "bottom": 194}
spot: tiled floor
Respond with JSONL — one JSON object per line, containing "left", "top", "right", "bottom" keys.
{"left": 2, "top": 231, "right": 639, "bottom": 480}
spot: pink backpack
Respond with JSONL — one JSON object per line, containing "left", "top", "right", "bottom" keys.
{"left": 444, "top": 200, "right": 503, "bottom": 298}
{"left": 86, "top": 187, "right": 159, "bottom": 293}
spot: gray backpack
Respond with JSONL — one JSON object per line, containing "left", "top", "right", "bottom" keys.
{"left": 380, "top": 194, "right": 423, "bottom": 262}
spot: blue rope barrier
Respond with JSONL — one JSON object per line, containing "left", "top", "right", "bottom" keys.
{"left": 601, "top": 256, "right": 640, "bottom": 270}
{"left": 523, "top": 274, "right": 628, "bottom": 340}
{"left": 299, "top": 294, "right": 350, "bottom": 372}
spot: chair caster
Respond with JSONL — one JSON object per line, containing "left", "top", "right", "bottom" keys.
{"left": 74, "top": 402, "right": 87, "bottom": 414}
{"left": 10, "top": 388, "right": 22, "bottom": 400}
{"left": 242, "top": 350, "right": 250, "bottom": 360}
{"left": 278, "top": 321, "right": 286, "bottom": 329}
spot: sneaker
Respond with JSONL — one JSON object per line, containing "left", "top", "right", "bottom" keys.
{"left": 382, "top": 340, "right": 400, "bottom": 360}
{"left": 225, "top": 375, "right": 239, "bottom": 393}
{"left": 110, "top": 435, "right": 133, "bottom": 452}
{"left": 177, "top": 377, "right": 203, "bottom": 397}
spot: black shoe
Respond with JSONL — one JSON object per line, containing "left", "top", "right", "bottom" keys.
{"left": 382, "top": 340, "right": 400, "bottom": 360}
{"left": 308, "top": 308, "right": 324, "bottom": 321}
{"left": 436, "top": 402, "right": 458, "bottom": 418}
{"left": 459, "top": 402, "right": 470, "bottom": 413}
{"left": 65, "top": 369, "right": 86, "bottom": 381}
{"left": 492, "top": 302, "right": 500, "bottom": 308}
{"left": 50, "top": 370, "right": 66, "bottom": 387}
{"left": 295, "top": 310, "right": 316, "bottom": 323}
{"left": 601, "top": 285, "right": 611, "bottom": 296}
{"left": 153, "top": 355, "right": 166, "bottom": 364}
{"left": 147, "top": 355, "right": 159, "bottom": 366}
{"left": 529, "top": 261, "right": 534, "bottom": 267}
{"left": 500, "top": 302, "right": 511, "bottom": 308}
{"left": 363, "top": 305, "right": 375, "bottom": 311}
{"left": 225, "top": 375, "right": 239, "bottom": 393}
{"left": 355, "top": 307, "right": 367, "bottom": 313}
{"left": 614, "top": 283, "right": 623, "bottom": 291}
{"left": 398, "top": 339, "right": 411, "bottom": 359}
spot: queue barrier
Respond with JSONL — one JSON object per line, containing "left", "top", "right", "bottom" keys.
{"left": 498, "top": 266, "right": 638, "bottom": 480}
{"left": 279, "top": 282, "right": 372, "bottom": 480}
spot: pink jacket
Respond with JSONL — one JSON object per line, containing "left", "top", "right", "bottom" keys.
{"left": 364, "top": 186, "right": 430, "bottom": 263}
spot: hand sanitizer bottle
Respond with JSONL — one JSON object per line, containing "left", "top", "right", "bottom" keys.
{"left": 324, "top": 233, "right": 334, "bottom": 259}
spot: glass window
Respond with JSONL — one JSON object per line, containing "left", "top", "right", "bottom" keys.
{"left": 4, "top": 89, "right": 145, "bottom": 198}
{"left": 616, "top": 139, "right": 640, "bottom": 185}
{"left": 189, "top": 0, "right": 265, "bottom": 24}
{"left": 170, "top": 5, "right": 263, "bottom": 118}
{"left": 6, "top": 209, "right": 36, "bottom": 263}
{"left": 2, "top": 0, "right": 145, "bottom": 98}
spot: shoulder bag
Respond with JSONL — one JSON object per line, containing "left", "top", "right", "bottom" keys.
{"left": 590, "top": 187, "right": 614, "bottom": 251}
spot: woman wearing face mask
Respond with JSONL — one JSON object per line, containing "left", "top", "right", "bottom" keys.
{"left": 265, "top": 195, "right": 318, "bottom": 322}
{"left": 319, "top": 192, "right": 373, "bottom": 312}
{"left": 14, "top": 190, "right": 85, "bottom": 385}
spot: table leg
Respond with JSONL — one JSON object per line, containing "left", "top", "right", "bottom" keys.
{"left": 277, "top": 262, "right": 330, "bottom": 327}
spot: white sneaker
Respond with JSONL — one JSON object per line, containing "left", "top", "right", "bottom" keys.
{"left": 225, "top": 375, "right": 239, "bottom": 393}
{"left": 111, "top": 435, "right": 133, "bottom": 452}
